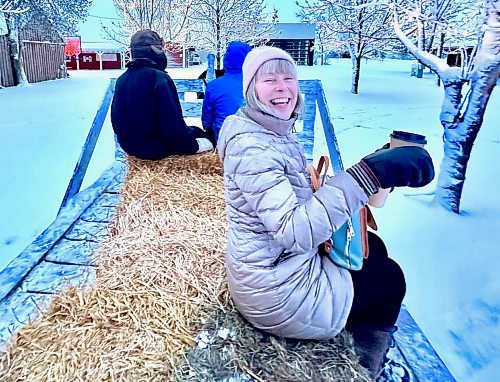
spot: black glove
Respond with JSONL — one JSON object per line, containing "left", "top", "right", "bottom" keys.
{"left": 362, "top": 146, "right": 435, "bottom": 189}
{"left": 205, "top": 127, "right": 217, "bottom": 146}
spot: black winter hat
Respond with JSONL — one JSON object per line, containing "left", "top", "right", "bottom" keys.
{"left": 130, "top": 30, "right": 164, "bottom": 58}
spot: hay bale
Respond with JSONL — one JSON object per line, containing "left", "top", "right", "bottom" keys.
{"left": 175, "top": 308, "right": 370, "bottom": 382}
{"left": 0, "top": 152, "right": 369, "bottom": 381}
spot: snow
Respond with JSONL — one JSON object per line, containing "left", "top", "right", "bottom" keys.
{"left": 0, "top": 70, "right": 118, "bottom": 270}
{"left": 0, "top": 59, "right": 499, "bottom": 382}
{"left": 301, "top": 59, "right": 500, "bottom": 382}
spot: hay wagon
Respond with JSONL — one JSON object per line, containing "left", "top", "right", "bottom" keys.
{"left": 0, "top": 78, "right": 455, "bottom": 381}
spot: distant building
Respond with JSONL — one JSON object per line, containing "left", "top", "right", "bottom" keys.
{"left": 442, "top": 46, "right": 475, "bottom": 67}
{"left": 66, "top": 40, "right": 190, "bottom": 70}
{"left": 266, "top": 23, "right": 315, "bottom": 66}
{"left": 66, "top": 41, "right": 125, "bottom": 70}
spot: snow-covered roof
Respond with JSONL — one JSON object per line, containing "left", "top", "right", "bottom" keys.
{"left": 269, "top": 23, "right": 316, "bottom": 40}
{"left": 81, "top": 41, "right": 126, "bottom": 53}
{"left": 443, "top": 37, "right": 478, "bottom": 48}
{"left": 0, "top": 13, "right": 7, "bottom": 36}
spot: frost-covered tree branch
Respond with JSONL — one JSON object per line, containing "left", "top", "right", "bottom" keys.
{"left": 390, "top": 0, "right": 499, "bottom": 212}
{"left": 392, "top": 7, "right": 449, "bottom": 73}
{"left": 189, "top": 0, "right": 277, "bottom": 69}
{"left": 433, "top": 0, "right": 500, "bottom": 212}
{"left": 0, "top": 0, "right": 29, "bottom": 13}
{"left": 3, "top": 0, "right": 91, "bottom": 86}
{"left": 104, "top": 0, "right": 195, "bottom": 49}
{"left": 297, "top": 0, "right": 396, "bottom": 93}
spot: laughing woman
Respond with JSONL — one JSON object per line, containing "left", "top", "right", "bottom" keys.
{"left": 216, "top": 46, "right": 434, "bottom": 380}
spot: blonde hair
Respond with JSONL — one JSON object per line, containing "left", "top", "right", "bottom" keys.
{"left": 245, "top": 59, "right": 304, "bottom": 118}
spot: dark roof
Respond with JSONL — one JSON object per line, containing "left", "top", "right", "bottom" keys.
{"left": 267, "top": 23, "right": 316, "bottom": 40}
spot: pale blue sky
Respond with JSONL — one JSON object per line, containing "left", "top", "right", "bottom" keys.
{"left": 79, "top": 0, "right": 301, "bottom": 43}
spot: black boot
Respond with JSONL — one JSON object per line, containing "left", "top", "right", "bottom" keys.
{"left": 377, "top": 355, "right": 411, "bottom": 382}
{"left": 350, "top": 325, "right": 397, "bottom": 380}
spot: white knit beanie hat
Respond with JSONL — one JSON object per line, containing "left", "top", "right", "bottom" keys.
{"left": 242, "top": 46, "right": 295, "bottom": 95}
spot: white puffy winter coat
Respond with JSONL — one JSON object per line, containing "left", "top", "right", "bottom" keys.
{"left": 217, "top": 108, "right": 368, "bottom": 340}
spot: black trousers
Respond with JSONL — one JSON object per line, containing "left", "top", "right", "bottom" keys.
{"left": 346, "top": 232, "right": 406, "bottom": 330}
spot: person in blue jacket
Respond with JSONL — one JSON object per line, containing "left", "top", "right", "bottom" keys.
{"left": 111, "top": 30, "right": 213, "bottom": 160}
{"left": 201, "top": 41, "right": 251, "bottom": 143}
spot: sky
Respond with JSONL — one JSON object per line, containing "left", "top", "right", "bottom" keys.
{"left": 1, "top": 60, "right": 499, "bottom": 382}
{"left": 78, "top": 0, "right": 301, "bottom": 44}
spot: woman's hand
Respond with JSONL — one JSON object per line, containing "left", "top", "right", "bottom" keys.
{"left": 346, "top": 146, "right": 435, "bottom": 196}
{"left": 361, "top": 146, "right": 435, "bottom": 189}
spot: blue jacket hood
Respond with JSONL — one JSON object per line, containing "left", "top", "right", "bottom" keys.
{"left": 223, "top": 41, "right": 251, "bottom": 73}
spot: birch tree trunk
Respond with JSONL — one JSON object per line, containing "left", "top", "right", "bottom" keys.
{"left": 435, "top": 2, "right": 500, "bottom": 212}
{"left": 5, "top": 13, "right": 29, "bottom": 86}
{"left": 393, "top": 0, "right": 500, "bottom": 213}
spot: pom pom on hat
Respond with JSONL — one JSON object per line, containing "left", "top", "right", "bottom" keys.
{"left": 242, "top": 46, "right": 295, "bottom": 95}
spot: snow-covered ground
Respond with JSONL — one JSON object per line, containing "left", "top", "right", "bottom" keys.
{"left": 0, "top": 59, "right": 498, "bottom": 381}
{"left": 0, "top": 71, "right": 118, "bottom": 270}
{"left": 302, "top": 59, "right": 499, "bottom": 382}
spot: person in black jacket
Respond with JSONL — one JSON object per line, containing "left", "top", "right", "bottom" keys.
{"left": 111, "top": 30, "right": 213, "bottom": 160}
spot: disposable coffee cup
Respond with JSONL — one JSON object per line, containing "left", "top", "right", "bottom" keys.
{"left": 368, "top": 131, "right": 427, "bottom": 208}
{"left": 389, "top": 130, "right": 427, "bottom": 148}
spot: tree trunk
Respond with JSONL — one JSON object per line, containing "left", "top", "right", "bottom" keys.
{"left": 434, "top": 1, "right": 500, "bottom": 213}
{"left": 216, "top": 9, "right": 221, "bottom": 70}
{"left": 436, "top": 32, "right": 445, "bottom": 86}
{"left": 5, "top": 14, "right": 29, "bottom": 86}
{"left": 435, "top": 68, "right": 499, "bottom": 212}
{"left": 351, "top": 55, "right": 361, "bottom": 94}
{"left": 216, "top": 52, "right": 221, "bottom": 71}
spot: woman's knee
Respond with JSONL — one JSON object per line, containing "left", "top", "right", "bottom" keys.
{"left": 385, "top": 258, "right": 406, "bottom": 302}
{"left": 367, "top": 231, "right": 389, "bottom": 260}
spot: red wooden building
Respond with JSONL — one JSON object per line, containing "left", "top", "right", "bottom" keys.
{"left": 65, "top": 41, "right": 125, "bottom": 71}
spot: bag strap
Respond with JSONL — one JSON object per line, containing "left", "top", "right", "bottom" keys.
{"left": 317, "top": 156, "right": 330, "bottom": 187}
{"left": 365, "top": 205, "right": 378, "bottom": 231}
{"left": 307, "top": 165, "right": 321, "bottom": 191}
{"left": 307, "top": 155, "right": 330, "bottom": 192}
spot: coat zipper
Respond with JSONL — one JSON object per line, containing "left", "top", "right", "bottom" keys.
{"left": 345, "top": 219, "right": 355, "bottom": 267}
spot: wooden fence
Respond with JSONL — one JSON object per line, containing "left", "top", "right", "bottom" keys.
{"left": 0, "top": 17, "right": 65, "bottom": 87}
{"left": 22, "top": 40, "right": 65, "bottom": 83}
{"left": 0, "top": 35, "right": 15, "bottom": 87}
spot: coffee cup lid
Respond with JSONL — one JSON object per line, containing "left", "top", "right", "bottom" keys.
{"left": 390, "top": 130, "right": 427, "bottom": 145}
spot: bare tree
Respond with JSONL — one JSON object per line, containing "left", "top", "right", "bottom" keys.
{"left": 296, "top": 0, "right": 332, "bottom": 65}
{"left": 392, "top": 0, "right": 499, "bottom": 213}
{"left": 189, "top": 0, "right": 277, "bottom": 69}
{"left": 297, "top": 0, "right": 395, "bottom": 94}
{"left": 1, "top": 1, "right": 30, "bottom": 86}
{"left": 104, "top": 0, "right": 195, "bottom": 50}
{"left": 392, "top": 0, "right": 480, "bottom": 84}
{"left": 0, "top": 0, "right": 29, "bottom": 13}
{"left": 346, "top": 0, "right": 496, "bottom": 212}
{"left": 393, "top": 0, "right": 479, "bottom": 53}
{"left": 2, "top": 0, "right": 91, "bottom": 86}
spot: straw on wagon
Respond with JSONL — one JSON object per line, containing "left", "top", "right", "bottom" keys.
{"left": 0, "top": 152, "right": 369, "bottom": 382}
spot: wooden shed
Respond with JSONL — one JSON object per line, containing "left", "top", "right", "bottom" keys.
{"left": 0, "top": 14, "right": 66, "bottom": 87}
{"left": 266, "top": 23, "right": 316, "bottom": 66}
